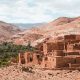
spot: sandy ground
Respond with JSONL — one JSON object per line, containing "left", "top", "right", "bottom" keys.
{"left": 0, "top": 65, "right": 80, "bottom": 80}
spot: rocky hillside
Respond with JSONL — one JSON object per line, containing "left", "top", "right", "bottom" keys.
{"left": 12, "top": 17, "right": 80, "bottom": 46}
{"left": 0, "top": 21, "right": 20, "bottom": 42}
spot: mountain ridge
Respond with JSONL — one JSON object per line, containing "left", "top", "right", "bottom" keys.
{"left": 0, "top": 21, "right": 21, "bottom": 42}
{"left": 1, "top": 17, "right": 80, "bottom": 45}
{"left": 7, "top": 16, "right": 80, "bottom": 45}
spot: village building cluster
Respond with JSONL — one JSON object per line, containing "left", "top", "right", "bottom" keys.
{"left": 18, "top": 34, "right": 80, "bottom": 69}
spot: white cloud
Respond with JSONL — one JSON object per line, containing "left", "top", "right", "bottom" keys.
{"left": 0, "top": 0, "right": 80, "bottom": 23}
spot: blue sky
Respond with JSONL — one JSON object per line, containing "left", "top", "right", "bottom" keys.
{"left": 0, "top": 0, "right": 80, "bottom": 23}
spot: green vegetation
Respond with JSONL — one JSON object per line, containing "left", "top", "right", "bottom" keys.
{"left": 0, "top": 42, "right": 36, "bottom": 67}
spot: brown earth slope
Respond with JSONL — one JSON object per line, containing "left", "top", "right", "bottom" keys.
{"left": 0, "top": 21, "right": 20, "bottom": 42}
{"left": 12, "top": 17, "right": 80, "bottom": 46}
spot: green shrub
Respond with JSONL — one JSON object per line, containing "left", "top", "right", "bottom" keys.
{"left": 0, "top": 42, "right": 37, "bottom": 67}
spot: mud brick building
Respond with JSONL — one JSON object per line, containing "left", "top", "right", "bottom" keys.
{"left": 18, "top": 34, "right": 80, "bottom": 69}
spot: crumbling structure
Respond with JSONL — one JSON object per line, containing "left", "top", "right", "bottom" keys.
{"left": 18, "top": 34, "right": 80, "bottom": 69}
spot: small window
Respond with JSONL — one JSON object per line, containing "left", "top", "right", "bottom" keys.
{"left": 74, "top": 59, "right": 76, "bottom": 63}
{"left": 30, "top": 57, "right": 33, "bottom": 62}
{"left": 45, "top": 57, "right": 48, "bottom": 61}
{"left": 45, "top": 64, "right": 47, "bottom": 67}
{"left": 21, "top": 59, "right": 25, "bottom": 64}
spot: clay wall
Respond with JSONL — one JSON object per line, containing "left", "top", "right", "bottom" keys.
{"left": 19, "top": 52, "right": 39, "bottom": 66}
{"left": 41, "top": 56, "right": 56, "bottom": 69}
{"left": 76, "top": 35, "right": 80, "bottom": 40}
{"left": 18, "top": 34, "right": 80, "bottom": 69}
{"left": 25, "top": 52, "right": 39, "bottom": 66}
{"left": 66, "top": 44, "right": 74, "bottom": 52}
{"left": 66, "top": 52, "right": 79, "bottom": 55}
{"left": 76, "top": 57, "right": 80, "bottom": 63}
{"left": 64, "top": 35, "right": 76, "bottom": 41}
{"left": 43, "top": 43, "right": 48, "bottom": 55}
{"left": 18, "top": 53, "right": 25, "bottom": 64}
{"left": 55, "top": 56, "right": 77, "bottom": 68}
{"left": 69, "top": 64, "right": 80, "bottom": 67}
{"left": 41, "top": 56, "right": 80, "bottom": 69}
{"left": 73, "top": 44, "right": 80, "bottom": 50}
{"left": 46, "top": 42, "right": 64, "bottom": 52}
{"left": 54, "top": 50, "right": 65, "bottom": 56}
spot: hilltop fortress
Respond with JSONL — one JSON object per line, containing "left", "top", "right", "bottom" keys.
{"left": 18, "top": 34, "right": 80, "bottom": 69}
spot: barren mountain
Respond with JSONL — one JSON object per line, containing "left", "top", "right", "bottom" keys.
{"left": 12, "top": 17, "right": 80, "bottom": 46}
{"left": 13, "top": 23, "right": 45, "bottom": 29}
{"left": 0, "top": 21, "right": 20, "bottom": 42}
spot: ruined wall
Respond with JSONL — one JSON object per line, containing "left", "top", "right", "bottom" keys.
{"left": 53, "top": 50, "right": 65, "bottom": 56}
{"left": 32, "top": 53, "right": 39, "bottom": 65}
{"left": 55, "top": 56, "right": 77, "bottom": 68}
{"left": 64, "top": 35, "right": 76, "bottom": 41}
{"left": 66, "top": 52, "right": 79, "bottom": 55}
{"left": 76, "top": 57, "right": 80, "bottom": 63}
{"left": 67, "top": 44, "right": 74, "bottom": 52}
{"left": 41, "top": 56, "right": 56, "bottom": 69}
{"left": 43, "top": 43, "right": 48, "bottom": 55}
{"left": 41, "top": 56, "right": 76, "bottom": 69}
{"left": 25, "top": 52, "right": 39, "bottom": 66}
{"left": 46, "top": 42, "right": 64, "bottom": 52}
{"left": 18, "top": 34, "right": 80, "bottom": 69}
{"left": 76, "top": 35, "right": 80, "bottom": 40}
{"left": 18, "top": 53, "right": 25, "bottom": 64}
{"left": 73, "top": 44, "right": 80, "bottom": 50}
{"left": 19, "top": 52, "right": 39, "bottom": 66}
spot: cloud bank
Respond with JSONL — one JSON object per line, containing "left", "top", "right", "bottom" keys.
{"left": 0, "top": 0, "right": 80, "bottom": 23}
